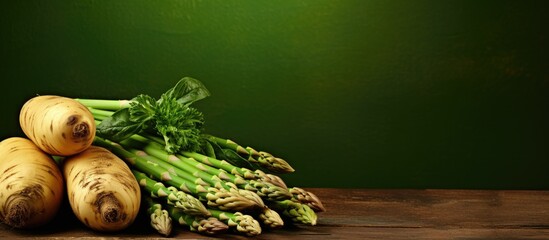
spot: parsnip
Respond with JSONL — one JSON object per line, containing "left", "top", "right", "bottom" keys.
{"left": 63, "top": 146, "right": 141, "bottom": 232}
{"left": 20, "top": 95, "right": 96, "bottom": 156}
{"left": 0, "top": 137, "right": 64, "bottom": 228}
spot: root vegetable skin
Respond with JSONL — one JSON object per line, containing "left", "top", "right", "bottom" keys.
{"left": 0, "top": 137, "right": 64, "bottom": 228}
{"left": 63, "top": 146, "right": 141, "bottom": 232}
{"left": 20, "top": 95, "right": 96, "bottom": 156}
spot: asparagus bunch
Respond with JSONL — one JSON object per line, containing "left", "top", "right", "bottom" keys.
{"left": 179, "top": 149, "right": 291, "bottom": 189}
{"left": 136, "top": 137, "right": 292, "bottom": 202}
{"left": 130, "top": 147, "right": 266, "bottom": 210}
{"left": 77, "top": 77, "right": 324, "bottom": 236}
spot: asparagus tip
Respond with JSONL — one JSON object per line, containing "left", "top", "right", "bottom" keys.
{"left": 259, "top": 207, "right": 284, "bottom": 228}
{"left": 150, "top": 209, "right": 172, "bottom": 237}
{"left": 198, "top": 217, "right": 230, "bottom": 235}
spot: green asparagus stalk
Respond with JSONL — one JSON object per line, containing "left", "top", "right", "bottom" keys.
{"left": 78, "top": 99, "right": 133, "bottom": 110}
{"left": 132, "top": 169, "right": 209, "bottom": 216}
{"left": 289, "top": 187, "right": 326, "bottom": 212}
{"left": 165, "top": 204, "right": 229, "bottom": 235}
{"left": 93, "top": 137, "right": 260, "bottom": 212}
{"left": 144, "top": 195, "right": 172, "bottom": 237}
{"left": 208, "top": 209, "right": 262, "bottom": 236}
{"left": 131, "top": 149, "right": 209, "bottom": 187}
{"left": 268, "top": 200, "right": 318, "bottom": 226}
{"left": 88, "top": 107, "right": 114, "bottom": 120}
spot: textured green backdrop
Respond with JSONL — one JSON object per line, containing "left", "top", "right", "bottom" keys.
{"left": 1, "top": 0, "right": 548, "bottom": 189}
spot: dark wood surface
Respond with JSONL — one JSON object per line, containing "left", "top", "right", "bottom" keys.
{"left": 2, "top": 188, "right": 549, "bottom": 239}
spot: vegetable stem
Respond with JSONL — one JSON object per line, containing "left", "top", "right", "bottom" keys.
{"left": 88, "top": 108, "right": 114, "bottom": 120}
{"left": 75, "top": 99, "right": 132, "bottom": 110}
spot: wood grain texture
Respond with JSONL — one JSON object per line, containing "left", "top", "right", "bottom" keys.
{"left": 1, "top": 188, "right": 549, "bottom": 239}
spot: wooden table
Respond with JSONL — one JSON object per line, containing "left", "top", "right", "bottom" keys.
{"left": 1, "top": 188, "right": 549, "bottom": 239}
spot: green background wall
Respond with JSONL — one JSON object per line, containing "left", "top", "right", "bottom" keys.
{"left": 1, "top": 0, "right": 548, "bottom": 189}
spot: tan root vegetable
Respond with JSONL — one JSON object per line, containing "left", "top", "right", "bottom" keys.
{"left": 63, "top": 146, "right": 141, "bottom": 232}
{"left": 0, "top": 137, "right": 64, "bottom": 228}
{"left": 20, "top": 95, "right": 96, "bottom": 156}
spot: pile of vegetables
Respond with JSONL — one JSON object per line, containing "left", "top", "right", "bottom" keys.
{"left": 0, "top": 77, "right": 324, "bottom": 237}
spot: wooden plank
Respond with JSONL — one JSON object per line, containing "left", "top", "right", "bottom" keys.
{"left": 311, "top": 188, "right": 549, "bottom": 239}
{"left": 1, "top": 188, "right": 548, "bottom": 239}
{"left": 313, "top": 188, "right": 549, "bottom": 228}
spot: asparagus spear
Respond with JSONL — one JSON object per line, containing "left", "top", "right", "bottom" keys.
{"left": 143, "top": 195, "right": 172, "bottom": 237}
{"left": 255, "top": 150, "right": 295, "bottom": 173}
{"left": 132, "top": 169, "right": 209, "bottom": 216}
{"left": 268, "top": 200, "right": 318, "bottom": 226}
{"left": 208, "top": 209, "right": 262, "bottom": 236}
{"left": 131, "top": 149, "right": 209, "bottom": 187}
{"left": 205, "top": 134, "right": 295, "bottom": 173}
{"left": 93, "top": 137, "right": 260, "bottom": 212}
{"left": 258, "top": 207, "right": 284, "bottom": 229}
{"left": 165, "top": 204, "right": 229, "bottom": 235}
{"left": 289, "top": 187, "right": 326, "bottom": 212}
{"left": 252, "top": 169, "right": 289, "bottom": 190}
